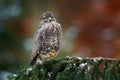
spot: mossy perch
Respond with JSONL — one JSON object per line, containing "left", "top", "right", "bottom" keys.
{"left": 8, "top": 56, "right": 120, "bottom": 80}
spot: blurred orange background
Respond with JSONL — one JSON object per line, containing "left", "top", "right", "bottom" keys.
{"left": 0, "top": 0, "right": 120, "bottom": 79}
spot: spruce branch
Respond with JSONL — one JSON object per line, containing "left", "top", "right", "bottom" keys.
{"left": 8, "top": 56, "right": 120, "bottom": 80}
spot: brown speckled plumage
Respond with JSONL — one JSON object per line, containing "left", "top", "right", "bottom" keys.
{"left": 30, "top": 11, "right": 62, "bottom": 66}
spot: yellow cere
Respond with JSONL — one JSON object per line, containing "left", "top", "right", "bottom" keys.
{"left": 48, "top": 17, "right": 52, "bottom": 20}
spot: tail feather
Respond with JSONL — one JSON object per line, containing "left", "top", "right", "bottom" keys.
{"left": 30, "top": 54, "right": 39, "bottom": 66}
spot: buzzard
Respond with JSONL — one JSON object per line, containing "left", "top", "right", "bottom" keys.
{"left": 30, "top": 11, "right": 62, "bottom": 66}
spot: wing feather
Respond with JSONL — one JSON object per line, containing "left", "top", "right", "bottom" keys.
{"left": 30, "top": 24, "right": 45, "bottom": 65}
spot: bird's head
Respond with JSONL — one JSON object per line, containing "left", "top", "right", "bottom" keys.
{"left": 40, "top": 11, "right": 56, "bottom": 23}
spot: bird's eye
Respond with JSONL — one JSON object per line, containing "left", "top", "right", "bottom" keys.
{"left": 43, "top": 16, "right": 45, "bottom": 18}
{"left": 42, "top": 16, "right": 46, "bottom": 19}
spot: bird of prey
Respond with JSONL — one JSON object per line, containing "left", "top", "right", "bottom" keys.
{"left": 30, "top": 11, "right": 62, "bottom": 66}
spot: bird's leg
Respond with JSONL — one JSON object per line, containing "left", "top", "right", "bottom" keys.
{"left": 49, "top": 50, "right": 56, "bottom": 58}
{"left": 38, "top": 55, "right": 42, "bottom": 60}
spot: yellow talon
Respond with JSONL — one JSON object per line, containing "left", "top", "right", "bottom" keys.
{"left": 49, "top": 52, "right": 56, "bottom": 58}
